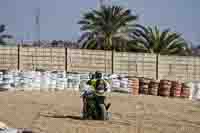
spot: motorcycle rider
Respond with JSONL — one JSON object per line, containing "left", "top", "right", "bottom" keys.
{"left": 86, "top": 72, "right": 96, "bottom": 90}
{"left": 93, "top": 71, "right": 111, "bottom": 110}
{"left": 81, "top": 71, "right": 111, "bottom": 119}
{"left": 81, "top": 72, "right": 97, "bottom": 117}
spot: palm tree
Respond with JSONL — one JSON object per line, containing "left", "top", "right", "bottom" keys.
{"left": 129, "top": 25, "right": 190, "bottom": 55}
{"left": 78, "top": 5, "right": 138, "bottom": 73}
{"left": 0, "top": 24, "right": 12, "bottom": 45}
{"left": 78, "top": 5, "right": 138, "bottom": 50}
{"left": 129, "top": 25, "right": 191, "bottom": 79}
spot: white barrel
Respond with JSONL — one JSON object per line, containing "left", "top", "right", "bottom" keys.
{"left": 185, "top": 82, "right": 194, "bottom": 100}
{"left": 71, "top": 74, "right": 80, "bottom": 90}
{"left": 72, "top": 80, "right": 80, "bottom": 90}
{"left": 14, "top": 71, "right": 22, "bottom": 91}
{"left": 111, "top": 79, "right": 120, "bottom": 90}
{"left": 32, "top": 72, "right": 41, "bottom": 91}
{"left": 195, "top": 82, "right": 200, "bottom": 100}
{"left": 49, "top": 73, "right": 57, "bottom": 91}
{"left": 19, "top": 79, "right": 28, "bottom": 91}
{"left": 49, "top": 80, "right": 56, "bottom": 91}
{"left": 0, "top": 71, "right": 13, "bottom": 91}
{"left": 40, "top": 72, "right": 50, "bottom": 91}
{"left": 120, "top": 78, "right": 128, "bottom": 88}
{"left": 3, "top": 71, "right": 13, "bottom": 84}
{"left": 3, "top": 73, "right": 13, "bottom": 80}
{"left": 0, "top": 72, "right": 3, "bottom": 81}
{"left": 67, "top": 81, "right": 73, "bottom": 88}
{"left": 57, "top": 71, "right": 66, "bottom": 78}
{"left": 67, "top": 74, "right": 73, "bottom": 89}
{"left": 56, "top": 77, "right": 65, "bottom": 91}
{"left": 103, "top": 73, "right": 111, "bottom": 80}
{"left": 0, "top": 72, "right": 3, "bottom": 87}
{"left": 80, "top": 73, "right": 89, "bottom": 80}
{"left": 64, "top": 79, "right": 68, "bottom": 90}
{"left": 12, "top": 71, "right": 20, "bottom": 88}
{"left": 18, "top": 71, "right": 31, "bottom": 91}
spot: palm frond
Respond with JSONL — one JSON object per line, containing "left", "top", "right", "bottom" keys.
{"left": 0, "top": 34, "right": 13, "bottom": 39}
{"left": 129, "top": 25, "right": 190, "bottom": 55}
{"left": 0, "top": 25, "right": 5, "bottom": 33}
{"left": 78, "top": 5, "right": 139, "bottom": 51}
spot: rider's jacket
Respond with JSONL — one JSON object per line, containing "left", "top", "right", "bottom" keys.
{"left": 88, "top": 79, "right": 109, "bottom": 96}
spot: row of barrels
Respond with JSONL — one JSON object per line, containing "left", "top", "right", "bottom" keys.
{"left": 128, "top": 78, "right": 190, "bottom": 98}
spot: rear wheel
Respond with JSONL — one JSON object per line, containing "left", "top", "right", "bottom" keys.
{"left": 98, "top": 104, "right": 107, "bottom": 120}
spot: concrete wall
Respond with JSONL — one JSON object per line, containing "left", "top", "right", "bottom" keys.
{"left": 0, "top": 46, "right": 200, "bottom": 81}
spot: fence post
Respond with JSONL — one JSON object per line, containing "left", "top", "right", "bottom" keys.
{"left": 17, "top": 45, "right": 20, "bottom": 70}
{"left": 65, "top": 48, "right": 68, "bottom": 72}
{"left": 156, "top": 54, "right": 159, "bottom": 80}
{"left": 112, "top": 50, "right": 114, "bottom": 74}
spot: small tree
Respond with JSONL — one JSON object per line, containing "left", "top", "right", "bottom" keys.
{"left": 0, "top": 24, "right": 13, "bottom": 45}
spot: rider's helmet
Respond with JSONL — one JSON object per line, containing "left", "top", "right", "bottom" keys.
{"left": 95, "top": 71, "right": 102, "bottom": 79}
{"left": 89, "top": 72, "right": 95, "bottom": 80}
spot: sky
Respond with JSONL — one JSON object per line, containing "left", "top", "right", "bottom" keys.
{"left": 0, "top": 0, "right": 200, "bottom": 45}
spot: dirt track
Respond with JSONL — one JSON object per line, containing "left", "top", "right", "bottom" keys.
{"left": 0, "top": 91, "right": 200, "bottom": 133}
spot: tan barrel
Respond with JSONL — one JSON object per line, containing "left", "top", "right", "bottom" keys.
{"left": 139, "top": 78, "right": 150, "bottom": 95}
{"left": 128, "top": 78, "right": 139, "bottom": 96}
{"left": 170, "top": 81, "right": 182, "bottom": 97}
{"left": 159, "top": 80, "right": 172, "bottom": 97}
{"left": 148, "top": 79, "right": 159, "bottom": 96}
{"left": 181, "top": 83, "right": 190, "bottom": 98}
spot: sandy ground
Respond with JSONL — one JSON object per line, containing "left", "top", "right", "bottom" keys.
{"left": 0, "top": 91, "right": 200, "bottom": 133}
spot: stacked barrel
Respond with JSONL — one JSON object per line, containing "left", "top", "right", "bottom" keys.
{"left": 170, "top": 81, "right": 182, "bottom": 97}
{"left": 126, "top": 76, "right": 191, "bottom": 100}
{"left": 139, "top": 78, "right": 150, "bottom": 95}
{"left": 181, "top": 83, "right": 190, "bottom": 98}
{"left": 128, "top": 78, "right": 139, "bottom": 96}
{"left": 148, "top": 79, "right": 159, "bottom": 96}
{"left": 159, "top": 80, "right": 172, "bottom": 97}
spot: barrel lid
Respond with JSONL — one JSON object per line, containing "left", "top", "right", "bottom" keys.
{"left": 150, "top": 79, "right": 160, "bottom": 83}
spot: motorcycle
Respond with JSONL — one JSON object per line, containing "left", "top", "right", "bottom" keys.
{"left": 80, "top": 85, "right": 111, "bottom": 120}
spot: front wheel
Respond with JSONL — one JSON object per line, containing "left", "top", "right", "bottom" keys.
{"left": 98, "top": 104, "right": 107, "bottom": 120}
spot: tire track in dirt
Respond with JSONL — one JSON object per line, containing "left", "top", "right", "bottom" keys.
{"left": 30, "top": 103, "right": 55, "bottom": 132}
{"left": 37, "top": 102, "right": 134, "bottom": 130}
{"left": 135, "top": 100, "right": 145, "bottom": 133}
{"left": 38, "top": 110, "right": 133, "bottom": 130}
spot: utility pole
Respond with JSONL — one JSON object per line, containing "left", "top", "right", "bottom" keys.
{"left": 35, "top": 7, "right": 41, "bottom": 47}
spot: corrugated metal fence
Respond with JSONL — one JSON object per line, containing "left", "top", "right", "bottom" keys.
{"left": 19, "top": 47, "right": 65, "bottom": 70}
{"left": 0, "top": 46, "right": 200, "bottom": 81}
{"left": 67, "top": 49, "right": 112, "bottom": 73}
{"left": 113, "top": 52, "right": 156, "bottom": 78}
{"left": 158, "top": 55, "right": 200, "bottom": 81}
{"left": 0, "top": 47, "right": 18, "bottom": 70}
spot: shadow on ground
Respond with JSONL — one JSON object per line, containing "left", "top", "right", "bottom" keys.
{"left": 40, "top": 113, "right": 82, "bottom": 120}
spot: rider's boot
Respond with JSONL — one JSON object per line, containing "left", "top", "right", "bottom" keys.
{"left": 105, "top": 103, "right": 111, "bottom": 110}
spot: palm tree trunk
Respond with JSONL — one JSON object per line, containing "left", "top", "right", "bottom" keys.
{"left": 105, "top": 35, "right": 114, "bottom": 74}
{"left": 108, "top": 35, "right": 114, "bottom": 74}
{"left": 156, "top": 53, "right": 159, "bottom": 80}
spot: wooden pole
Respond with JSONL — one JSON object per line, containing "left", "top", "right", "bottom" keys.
{"left": 65, "top": 48, "right": 68, "bottom": 72}
{"left": 156, "top": 54, "right": 159, "bottom": 80}
{"left": 17, "top": 45, "right": 20, "bottom": 70}
{"left": 112, "top": 50, "right": 114, "bottom": 74}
